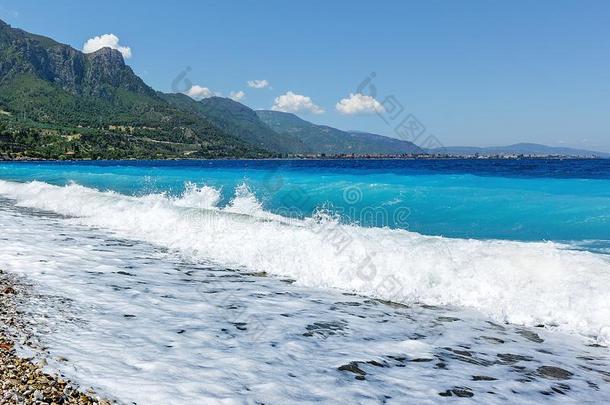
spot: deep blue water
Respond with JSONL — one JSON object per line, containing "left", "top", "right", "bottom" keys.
{"left": 1, "top": 159, "right": 609, "bottom": 244}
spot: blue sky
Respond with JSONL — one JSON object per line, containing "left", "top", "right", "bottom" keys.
{"left": 1, "top": 0, "right": 609, "bottom": 151}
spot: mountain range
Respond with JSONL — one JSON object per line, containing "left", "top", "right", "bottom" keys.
{"left": 0, "top": 18, "right": 265, "bottom": 159}
{"left": 0, "top": 19, "right": 421, "bottom": 160}
{"left": 0, "top": 19, "right": 607, "bottom": 160}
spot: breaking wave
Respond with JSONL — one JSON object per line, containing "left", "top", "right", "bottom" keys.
{"left": 0, "top": 179, "right": 609, "bottom": 345}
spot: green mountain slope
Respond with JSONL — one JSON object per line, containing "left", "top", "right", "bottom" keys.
{"left": 162, "top": 94, "right": 307, "bottom": 154}
{"left": 0, "top": 19, "right": 424, "bottom": 159}
{"left": 0, "top": 19, "right": 266, "bottom": 159}
{"left": 256, "top": 110, "right": 423, "bottom": 155}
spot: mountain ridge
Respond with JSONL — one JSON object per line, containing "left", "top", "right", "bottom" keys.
{"left": 0, "top": 17, "right": 426, "bottom": 159}
{"left": 0, "top": 18, "right": 265, "bottom": 159}
{"left": 256, "top": 110, "right": 423, "bottom": 155}
{"left": 161, "top": 95, "right": 308, "bottom": 154}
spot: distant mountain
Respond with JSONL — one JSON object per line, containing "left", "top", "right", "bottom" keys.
{"left": 256, "top": 110, "right": 423, "bottom": 155}
{"left": 431, "top": 143, "right": 610, "bottom": 158}
{"left": 347, "top": 130, "right": 425, "bottom": 154}
{"left": 0, "top": 19, "right": 264, "bottom": 159}
{"left": 162, "top": 95, "right": 307, "bottom": 154}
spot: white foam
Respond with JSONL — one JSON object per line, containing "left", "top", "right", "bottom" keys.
{"left": 173, "top": 182, "right": 221, "bottom": 209}
{"left": 1, "top": 179, "right": 609, "bottom": 345}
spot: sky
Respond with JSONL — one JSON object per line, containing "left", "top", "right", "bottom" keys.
{"left": 1, "top": 0, "right": 609, "bottom": 152}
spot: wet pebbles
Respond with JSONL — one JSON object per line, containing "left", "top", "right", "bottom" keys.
{"left": 1, "top": 269, "right": 110, "bottom": 404}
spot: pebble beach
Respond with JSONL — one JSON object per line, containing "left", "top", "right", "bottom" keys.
{"left": 0, "top": 270, "right": 109, "bottom": 405}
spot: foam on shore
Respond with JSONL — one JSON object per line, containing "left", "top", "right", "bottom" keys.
{"left": 0, "top": 179, "right": 609, "bottom": 345}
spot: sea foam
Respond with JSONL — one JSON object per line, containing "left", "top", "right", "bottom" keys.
{"left": 0, "top": 179, "right": 609, "bottom": 345}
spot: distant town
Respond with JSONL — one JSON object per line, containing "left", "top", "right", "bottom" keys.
{"left": 280, "top": 152, "right": 608, "bottom": 160}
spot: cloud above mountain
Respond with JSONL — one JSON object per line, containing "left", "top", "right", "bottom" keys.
{"left": 336, "top": 93, "right": 384, "bottom": 115}
{"left": 185, "top": 85, "right": 216, "bottom": 100}
{"left": 230, "top": 90, "right": 245, "bottom": 101}
{"left": 247, "top": 79, "right": 269, "bottom": 89}
{"left": 82, "top": 34, "right": 132, "bottom": 59}
{"left": 271, "top": 91, "right": 324, "bottom": 114}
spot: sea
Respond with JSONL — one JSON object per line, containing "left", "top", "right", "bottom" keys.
{"left": 0, "top": 159, "right": 609, "bottom": 404}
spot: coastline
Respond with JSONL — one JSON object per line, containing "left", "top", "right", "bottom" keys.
{"left": 0, "top": 155, "right": 607, "bottom": 162}
{"left": 0, "top": 269, "right": 110, "bottom": 404}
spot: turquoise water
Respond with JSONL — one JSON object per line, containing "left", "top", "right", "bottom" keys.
{"left": 1, "top": 159, "right": 609, "bottom": 245}
{"left": 1, "top": 159, "right": 610, "bottom": 402}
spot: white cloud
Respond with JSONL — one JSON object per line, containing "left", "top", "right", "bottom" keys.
{"left": 271, "top": 91, "right": 324, "bottom": 114}
{"left": 247, "top": 79, "right": 270, "bottom": 89}
{"left": 82, "top": 34, "right": 132, "bottom": 59}
{"left": 336, "top": 93, "right": 384, "bottom": 115}
{"left": 185, "top": 85, "right": 215, "bottom": 100}
{"left": 230, "top": 90, "right": 245, "bottom": 102}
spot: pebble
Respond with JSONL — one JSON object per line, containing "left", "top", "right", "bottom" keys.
{"left": 1, "top": 270, "right": 113, "bottom": 404}
{"left": 537, "top": 366, "right": 574, "bottom": 380}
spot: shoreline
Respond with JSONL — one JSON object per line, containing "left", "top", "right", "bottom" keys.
{"left": 0, "top": 269, "right": 110, "bottom": 404}
{"left": 0, "top": 156, "right": 607, "bottom": 162}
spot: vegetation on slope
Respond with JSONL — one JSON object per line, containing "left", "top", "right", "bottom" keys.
{"left": 256, "top": 110, "right": 423, "bottom": 155}
{"left": 0, "top": 19, "right": 267, "bottom": 160}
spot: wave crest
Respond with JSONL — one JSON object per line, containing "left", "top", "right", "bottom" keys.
{"left": 0, "top": 179, "right": 609, "bottom": 345}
